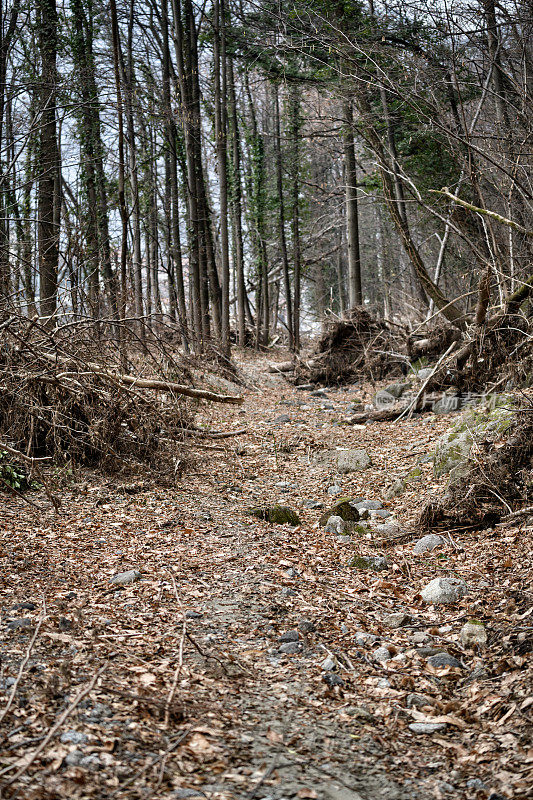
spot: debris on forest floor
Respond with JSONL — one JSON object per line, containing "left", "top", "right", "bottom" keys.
{"left": 0, "top": 349, "right": 531, "bottom": 800}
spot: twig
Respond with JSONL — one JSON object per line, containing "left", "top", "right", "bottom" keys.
{"left": 0, "top": 617, "right": 45, "bottom": 728}
{"left": 0, "top": 664, "right": 106, "bottom": 786}
{"left": 500, "top": 505, "right": 533, "bottom": 521}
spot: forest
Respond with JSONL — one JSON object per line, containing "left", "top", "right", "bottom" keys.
{"left": 0, "top": 1, "right": 531, "bottom": 799}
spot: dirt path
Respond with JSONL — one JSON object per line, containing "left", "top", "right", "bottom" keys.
{"left": 0, "top": 352, "right": 531, "bottom": 799}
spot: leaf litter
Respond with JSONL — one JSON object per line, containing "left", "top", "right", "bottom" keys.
{"left": 0, "top": 348, "right": 531, "bottom": 800}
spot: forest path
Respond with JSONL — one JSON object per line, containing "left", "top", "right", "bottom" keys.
{"left": 0, "top": 350, "right": 530, "bottom": 799}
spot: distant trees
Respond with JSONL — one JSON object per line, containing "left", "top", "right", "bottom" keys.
{"left": 0, "top": 0, "right": 530, "bottom": 350}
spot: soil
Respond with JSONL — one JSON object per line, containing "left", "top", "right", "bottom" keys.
{"left": 0, "top": 349, "right": 531, "bottom": 800}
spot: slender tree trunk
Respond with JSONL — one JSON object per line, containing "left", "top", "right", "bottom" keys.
{"left": 342, "top": 101, "right": 362, "bottom": 307}
{"left": 290, "top": 86, "right": 301, "bottom": 351}
{"left": 273, "top": 84, "right": 293, "bottom": 348}
{"left": 227, "top": 55, "right": 246, "bottom": 345}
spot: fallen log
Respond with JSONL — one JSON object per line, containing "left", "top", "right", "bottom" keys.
{"left": 343, "top": 394, "right": 441, "bottom": 424}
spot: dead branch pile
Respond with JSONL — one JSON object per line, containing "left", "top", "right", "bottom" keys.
{"left": 418, "top": 405, "right": 533, "bottom": 530}
{"left": 0, "top": 314, "right": 242, "bottom": 472}
{"left": 294, "top": 308, "right": 407, "bottom": 386}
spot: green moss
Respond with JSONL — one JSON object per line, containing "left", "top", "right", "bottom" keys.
{"left": 319, "top": 498, "right": 359, "bottom": 527}
{"left": 467, "top": 618, "right": 484, "bottom": 626}
{"left": 248, "top": 505, "right": 301, "bottom": 525}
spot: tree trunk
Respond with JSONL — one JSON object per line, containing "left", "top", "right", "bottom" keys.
{"left": 273, "top": 84, "right": 293, "bottom": 348}
{"left": 342, "top": 101, "right": 362, "bottom": 307}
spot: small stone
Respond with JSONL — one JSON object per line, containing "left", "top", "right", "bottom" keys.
{"left": 412, "top": 631, "right": 429, "bottom": 644}
{"left": 279, "top": 630, "right": 299, "bottom": 643}
{"left": 325, "top": 515, "right": 346, "bottom": 534}
{"left": 406, "top": 694, "right": 436, "bottom": 709}
{"left": 421, "top": 577, "right": 468, "bottom": 604}
{"left": 323, "top": 673, "right": 344, "bottom": 688}
{"left": 298, "top": 620, "right": 315, "bottom": 634}
{"left": 371, "top": 509, "right": 392, "bottom": 519}
{"left": 12, "top": 602, "right": 36, "bottom": 611}
{"left": 413, "top": 534, "right": 444, "bottom": 554}
{"left": 7, "top": 618, "right": 32, "bottom": 631}
{"left": 427, "top": 653, "right": 462, "bottom": 669}
{"left": 321, "top": 656, "right": 336, "bottom": 671}
{"left": 61, "top": 730, "right": 88, "bottom": 745}
{"left": 327, "top": 485, "right": 342, "bottom": 496}
{"left": 249, "top": 505, "right": 301, "bottom": 525}
{"left": 439, "top": 783, "right": 456, "bottom": 794}
{"left": 319, "top": 499, "right": 359, "bottom": 526}
{"left": 417, "top": 646, "right": 441, "bottom": 657}
{"left": 336, "top": 449, "right": 371, "bottom": 473}
{"left": 281, "top": 588, "right": 297, "bottom": 597}
{"left": 273, "top": 414, "right": 290, "bottom": 424}
{"left": 460, "top": 620, "right": 487, "bottom": 648}
{"left": 374, "top": 646, "right": 392, "bottom": 663}
{"left": 172, "top": 791, "right": 203, "bottom": 799}
{"left": 346, "top": 705, "right": 374, "bottom": 722}
{"left": 302, "top": 500, "right": 323, "bottom": 509}
{"left": 185, "top": 611, "right": 203, "bottom": 619}
{"left": 110, "top": 570, "right": 142, "bottom": 586}
{"left": 384, "top": 480, "right": 405, "bottom": 499}
{"left": 279, "top": 642, "right": 300, "bottom": 655}
{"left": 383, "top": 612, "right": 412, "bottom": 629}
{"left": 374, "top": 523, "right": 401, "bottom": 537}
{"left": 408, "top": 722, "right": 447, "bottom": 734}
{"left": 416, "top": 367, "right": 434, "bottom": 381}
{"left": 377, "top": 678, "right": 391, "bottom": 688}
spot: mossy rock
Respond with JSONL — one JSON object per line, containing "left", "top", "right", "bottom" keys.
{"left": 249, "top": 505, "right": 301, "bottom": 525}
{"left": 319, "top": 498, "right": 360, "bottom": 527}
{"left": 349, "top": 554, "right": 389, "bottom": 571}
{"left": 434, "top": 397, "right": 516, "bottom": 481}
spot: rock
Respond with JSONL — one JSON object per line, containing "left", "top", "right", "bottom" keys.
{"left": 110, "top": 570, "right": 142, "bottom": 586}
{"left": 337, "top": 449, "right": 371, "bottom": 472}
{"left": 323, "top": 673, "right": 344, "bottom": 688}
{"left": 421, "top": 577, "right": 468, "bottom": 604}
{"left": 349, "top": 555, "right": 389, "bottom": 571}
{"left": 249, "top": 505, "right": 301, "bottom": 525}
{"left": 374, "top": 522, "right": 401, "bottom": 537}
{"left": 319, "top": 499, "right": 359, "bottom": 526}
{"left": 279, "top": 630, "right": 299, "bottom": 643}
{"left": 298, "top": 620, "right": 315, "bottom": 634}
{"left": 321, "top": 656, "right": 336, "bottom": 671}
{"left": 406, "top": 694, "right": 436, "bottom": 709}
{"left": 412, "top": 631, "right": 429, "bottom": 644}
{"left": 60, "top": 730, "right": 88, "bottom": 745}
{"left": 12, "top": 602, "right": 36, "bottom": 611}
{"left": 413, "top": 534, "right": 444, "bottom": 554}
{"left": 433, "top": 398, "right": 516, "bottom": 480}
{"left": 7, "top": 618, "right": 32, "bottom": 630}
{"left": 354, "top": 632, "right": 379, "bottom": 646}
{"left": 83, "top": 703, "right": 112, "bottom": 721}
{"left": 310, "top": 389, "right": 328, "bottom": 397}
{"left": 427, "top": 653, "right": 462, "bottom": 669}
{"left": 377, "top": 678, "right": 391, "bottom": 688}
{"left": 460, "top": 620, "right": 487, "bottom": 648}
{"left": 65, "top": 752, "right": 101, "bottom": 770}
{"left": 273, "top": 414, "right": 291, "bottom": 424}
{"left": 371, "top": 508, "right": 392, "bottom": 519}
{"left": 355, "top": 500, "right": 383, "bottom": 511}
{"left": 384, "top": 479, "right": 405, "bottom": 499}
{"left": 302, "top": 500, "right": 323, "bottom": 509}
{"left": 324, "top": 515, "right": 346, "bottom": 534}
{"left": 417, "top": 646, "right": 442, "bottom": 657}
{"left": 408, "top": 722, "right": 447, "bottom": 734}
{"left": 383, "top": 612, "right": 412, "bottom": 629}
{"left": 279, "top": 642, "right": 300, "bottom": 655}
{"left": 327, "top": 484, "right": 342, "bottom": 496}
{"left": 185, "top": 611, "right": 203, "bottom": 619}
{"left": 374, "top": 646, "right": 392, "bottom": 663}
{"left": 172, "top": 791, "right": 203, "bottom": 799}
{"left": 374, "top": 389, "right": 398, "bottom": 409}
{"left": 466, "top": 778, "right": 486, "bottom": 791}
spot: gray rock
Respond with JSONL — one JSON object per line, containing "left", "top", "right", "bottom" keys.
{"left": 417, "top": 646, "right": 442, "bottom": 657}
{"left": 374, "top": 389, "right": 397, "bottom": 409}
{"left": 371, "top": 509, "right": 392, "bottom": 519}
{"left": 421, "top": 576, "right": 468, "bottom": 604}
{"left": 337, "top": 449, "right": 371, "bottom": 473}
{"left": 346, "top": 705, "right": 374, "bottom": 722}
{"left": 384, "top": 479, "right": 405, "bottom": 499}
{"left": 279, "top": 642, "right": 300, "bottom": 655}
{"left": 12, "top": 602, "right": 36, "bottom": 611}
{"left": 60, "top": 730, "right": 88, "bottom": 745}
{"left": 279, "top": 630, "right": 299, "bottom": 643}
{"left": 427, "top": 653, "right": 462, "bottom": 669}
{"left": 383, "top": 612, "right": 412, "bottom": 629}
{"left": 336, "top": 534, "right": 352, "bottom": 544}
{"left": 83, "top": 703, "right": 112, "bottom": 721}
{"left": 64, "top": 751, "right": 101, "bottom": 769}
{"left": 384, "top": 382, "right": 410, "bottom": 399}
{"left": 110, "top": 570, "right": 142, "bottom": 586}
{"left": 412, "top": 631, "right": 429, "bottom": 644}
{"left": 406, "top": 694, "right": 436, "bottom": 709}
{"left": 322, "top": 403, "right": 335, "bottom": 410}
{"left": 273, "top": 414, "right": 291, "bottom": 424}
{"left": 460, "top": 621, "right": 487, "bottom": 648}
{"left": 325, "top": 515, "right": 346, "bottom": 534}
{"left": 172, "top": 791, "right": 203, "bottom": 799}
{"left": 374, "top": 522, "right": 401, "bottom": 537}
{"left": 466, "top": 778, "right": 486, "bottom": 790}
{"left": 7, "top": 618, "right": 32, "bottom": 630}
{"left": 374, "top": 646, "right": 392, "bottom": 663}
{"left": 302, "top": 500, "right": 323, "bottom": 509}
{"left": 355, "top": 500, "right": 383, "bottom": 511}
{"left": 377, "top": 678, "right": 391, "bottom": 688}
{"left": 298, "top": 620, "right": 315, "bottom": 634}
{"left": 433, "top": 396, "right": 461, "bottom": 414}
{"left": 185, "top": 610, "right": 203, "bottom": 619}
{"left": 439, "top": 783, "right": 456, "bottom": 793}
{"left": 413, "top": 534, "right": 444, "bottom": 554}
{"left": 409, "top": 722, "right": 447, "bottom": 734}
{"left": 321, "top": 656, "right": 336, "bottom": 671}
{"left": 310, "top": 389, "right": 328, "bottom": 397}
{"left": 327, "top": 484, "right": 342, "bottom": 496}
